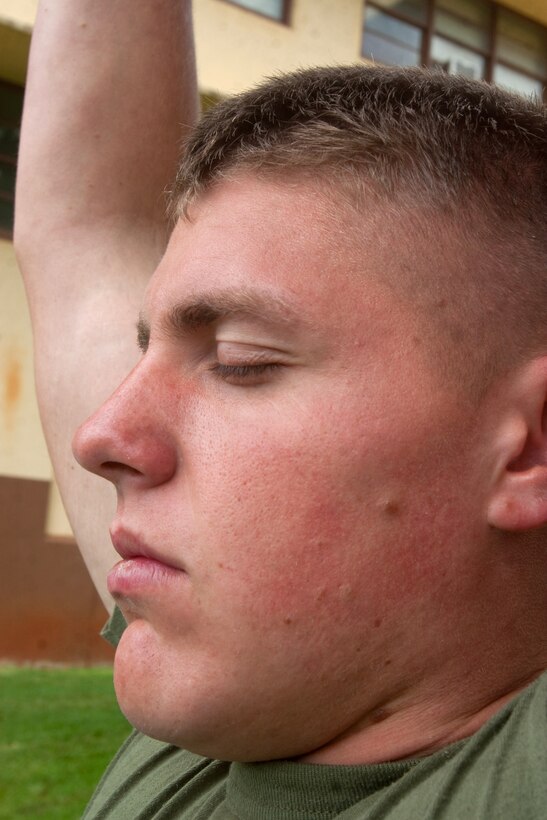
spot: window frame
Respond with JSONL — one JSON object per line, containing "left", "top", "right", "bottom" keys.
{"left": 217, "top": 0, "right": 292, "bottom": 26}
{"left": 362, "top": 0, "right": 547, "bottom": 101}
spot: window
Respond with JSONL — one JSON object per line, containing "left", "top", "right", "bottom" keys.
{"left": 362, "top": 1, "right": 547, "bottom": 99}
{"left": 0, "top": 81, "right": 24, "bottom": 237}
{"left": 363, "top": 6, "right": 424, "bottom": 67}
{"left": 221, "top": 0, "right": 289, "bottom": 23}
{"left": 495, "top": 7, "right": 547, "bottom": 96}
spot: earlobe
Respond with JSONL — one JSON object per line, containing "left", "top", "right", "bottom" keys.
{"left": 488, "top": 468, "right": 547, "bottom": 531}
{"left": 487, "top": 360, "right": 547, "bottom": 533}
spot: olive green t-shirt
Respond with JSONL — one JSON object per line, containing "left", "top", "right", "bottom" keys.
{"left": 86, "top": 613, "right": 546, "bottom": 819}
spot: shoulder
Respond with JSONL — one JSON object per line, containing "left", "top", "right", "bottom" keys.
{"left": 412, "top": 674, "right": 547, "bottom": 819}
{"left": 83, "top": 731, "right": 229, "bottom": 819}
{"left": 342, "top": 673, "right": 547, "bottom": 820}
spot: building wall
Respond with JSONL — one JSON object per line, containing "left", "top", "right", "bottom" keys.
{"left": 0, "top": 238, "right": 110, "bottom": 662}
{"left": 0, "top": 239, "right": 49, "bottom": 480}
{"left": 2, "top": 1, "right": 545, "bottom": 91}
{"left": 0, "top": 0, "right": 34, "bottom": 85}
{"left": 492, "top": 0, "right": 547, "bottom": 25}
{"left": 195, "top": 0, "right": 547, "bottom": 94}
{"left": 0, "top": 0, "right": 36, "bottom": 28}
{"left": 0, "top": 474, "right": 113, "bottom": 663}
{"left": 194, "top": 0, "right": 364, "bottom": 95}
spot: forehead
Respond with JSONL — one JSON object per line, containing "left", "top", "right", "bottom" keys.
{"left": 145, "top": 176, "right": 405, "bottom": 337}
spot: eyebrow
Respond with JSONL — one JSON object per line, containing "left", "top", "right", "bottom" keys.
{"left": 137, "top": 288, "right": 301, "bottom": 352}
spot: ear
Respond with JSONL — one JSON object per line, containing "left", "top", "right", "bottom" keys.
{"left": 487, "top": 357, "right": 547, "bottom": 532}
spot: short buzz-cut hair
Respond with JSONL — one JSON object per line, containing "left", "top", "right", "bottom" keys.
{"left": 169, "top": 66, "right": 547, "bottom": 393}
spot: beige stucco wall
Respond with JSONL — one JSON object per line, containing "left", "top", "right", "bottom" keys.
{"left": 0, "top": 0, "right": 35, "bottom": 83}
{"left": 0, "top": 240, "right": 73, "bottom": 536}
{"left": 194, "top": 0, "right": 364, "bottom": 94}
{"left": 0, "top": 0, "right": 36, "bottom": 31}
{"left": 502, "top": 0, "right": 547, "bottom": 25}
{"left": 0, "top": 239, "right": 49, "bottom": 479}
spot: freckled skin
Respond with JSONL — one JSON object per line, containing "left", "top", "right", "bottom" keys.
{"left": 73, "top": 177, "right": 496, "bottom": 763}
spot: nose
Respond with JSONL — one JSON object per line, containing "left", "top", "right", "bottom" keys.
{"left": 72, "top": 363, "right": 177, "bottom": 491}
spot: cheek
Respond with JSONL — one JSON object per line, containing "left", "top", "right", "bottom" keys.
{"left": 186, "top": 386, "right": 475, "bottom": 626}
{"left": 193, "top": 428, "right": 376, "bottom": 624}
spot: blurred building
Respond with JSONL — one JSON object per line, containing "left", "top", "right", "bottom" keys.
{"left": 0, "top": 0, "right": 546, "bottom": 661}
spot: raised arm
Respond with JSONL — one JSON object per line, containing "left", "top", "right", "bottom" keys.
{"left": 15, "top": 0, "right": 198, "bottom": 611}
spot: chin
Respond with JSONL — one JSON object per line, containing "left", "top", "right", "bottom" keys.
{"left": 110, "top": 626, "right": 233, "bottom": 757}
{"left": 110, "top": 617, "right": 343, "bottom": 762}
{"left": 112, "top": 659, "right": 307, "bottom": 762}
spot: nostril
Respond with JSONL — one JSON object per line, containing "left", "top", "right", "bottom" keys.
{"left": 101, "top": 461, "right": 142, "bottom": 476}
{"left": 72, "top": 400, "right": 177, "bottom": 487}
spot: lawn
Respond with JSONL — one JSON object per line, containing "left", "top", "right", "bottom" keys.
{"left": 0, "top": 665, "right": 131, "bottom": 819}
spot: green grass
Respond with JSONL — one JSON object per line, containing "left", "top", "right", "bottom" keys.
{"left": 0, "top": 665, "right": 131, "bottom": 819}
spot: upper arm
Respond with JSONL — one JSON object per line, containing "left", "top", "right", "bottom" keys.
{"left": 15, "top": 0, "right": 198, "bottom": 609}
{"left": 20, "top": 229, "right": 165, "bottom": 610}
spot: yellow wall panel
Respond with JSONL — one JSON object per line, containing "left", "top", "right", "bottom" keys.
{"left": 0, "top": 0, "right": 36, "bottom": 31}
{"left": 0, "top": 239, "right": 50, "bottom": 480}
{"left": 500, "top": 0, "right": 547, "bottom": 26}
{"left": 194, "top": 0, "right": 364, "bottom": 95}
{"left": 0, "top": 23, "right": 30, "bottom": 85}
{"left": 45, "top": 478, "right": 73, "bottom": 538}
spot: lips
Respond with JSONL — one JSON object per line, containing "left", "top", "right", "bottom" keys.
{"left": 110, "top": 525, "right": 184, "bottom": 569}
{"left": 107, "top": 555, "right": 184, "bottom": 599}
{"left": 108, "top": 525, "right": 187, "bottom": 600}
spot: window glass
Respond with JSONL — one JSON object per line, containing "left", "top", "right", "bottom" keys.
{"left": 0, "top": 198, "right": 13, "bottom": 233}
{"left": 0, "top": 161, "right": 16, "bottom": 196}
{"left": 365, "top": 0, "right": 427, "bottom": 25}
{"left": 497, "top": 9, "right": 547, "bottom": 77}
{"left": 0, "top": 82, "right": 23, "bottom": 235}
{"left": 362, "top": 1, "right": 547, "bottom": 94}
{"left": 0, "top": 123, "right": 19, "bottom": 156}
{"left": 434, "top": 0, "right": 490, "bottom": 51}
{"left": 225, "top": 0, "right": 285, "bottom": 20}
{"left": 494, "top": 63, "right": 544, "bottom": 98}
{"left": 430, "top": 35, "right": 485, "bottom": 79}
{"left": 363, "top": 7, "right": 422, "bottom": 66}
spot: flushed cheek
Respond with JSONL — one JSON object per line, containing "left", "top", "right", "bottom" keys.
{"left": 199, "top": 465, "right": 369, "bottom": 631}
{"left": 193, "top": 425, "right": 372, "bottom": 584}
{"left": 188, "top": 394, "right": 459, "bottom": 625}
{"left": 202, "top": 462, "right": 459, "bottom": 641}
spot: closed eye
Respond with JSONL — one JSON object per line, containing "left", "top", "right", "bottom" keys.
{"left": 210, "top": 362, "right": 282, "bottom": 385}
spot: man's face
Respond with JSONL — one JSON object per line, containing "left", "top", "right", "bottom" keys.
{"left": 74, "top": 176, "right": 488, "bottom": 762}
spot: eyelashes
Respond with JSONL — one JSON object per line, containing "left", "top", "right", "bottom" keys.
{"left": 134, "top": 337, "right": 285, "bottom": 385}
{"left": 210, "top": 362, "right": 282, "bottom": 385}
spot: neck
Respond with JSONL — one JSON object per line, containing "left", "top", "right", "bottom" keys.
{"left": 298, "top": 668, "right": 544, "bottom": 765}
